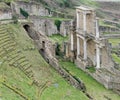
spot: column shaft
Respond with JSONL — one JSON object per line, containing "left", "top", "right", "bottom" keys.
{"left": 83, "top": 13, "right": 86, "bottom": 31}
{"left": 83, "top": 39, "right": 87, "bottom": 60}
{"left": 77, "top": 12, "right": 79, "bottom": 29}
{"left": 96, "top": 19, "right": 99, "bottom": 38}
{"left": 96, "top": 44, "right": 100, "bottom": 69}
{"left": 71, "top": 33, "right": 74, "bottom": 51}
{"left": 77, "top": 36, "right": 80, "bottom": 57}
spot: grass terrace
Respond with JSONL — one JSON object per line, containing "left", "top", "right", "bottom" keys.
{"left": 48, "top": 34, "right": 69, "bottom": 44}
{"left": 39, "top": 16, "right": 72, "bottom": 21}
{"left": 60, "top": 61, "right": 120, "bottom": 100}
{"left": 0, "top": 23, "right": 88, "bottom": 100}
{"left": 99, "top": 20, "right": 118, "bottom": 29}
{"left": 108, "top": 38, "right": 120, "bottom": 46}
{"left": 112, "top": 53, "right": 120, "bottom": 65}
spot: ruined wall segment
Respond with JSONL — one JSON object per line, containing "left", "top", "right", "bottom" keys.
{"left": 30, "top": 16, "right": 71, "bottom": 36}
{"left": 11, "top": 1, "right": 49, "bottom": 17}
{"left": 70, "top": 5, "right": 120, "bottom": 93}
{"left": 0, "top": 3, "right": 12, "bottom": 20}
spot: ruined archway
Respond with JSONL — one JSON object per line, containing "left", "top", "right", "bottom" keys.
{"left": 23, "top": 24, "right": 39, "bottom": 40}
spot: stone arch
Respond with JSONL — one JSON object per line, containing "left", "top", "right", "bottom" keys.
{"left": 23, "top": 24, "right": 39, "bottom": 40}
{"left": 23, "top": 24, "right": 30, "bottom": 32}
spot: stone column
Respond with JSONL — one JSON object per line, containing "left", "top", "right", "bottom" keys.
{"left": 83, "top": 39, "right": 87, "bottom": 60}
{"left": 83, "top": 12, "right": 86, "bottom": 31}
{"left": 96, "top": 19, "right": 100, "bottom": 38}
{"left": 96, "top": 44, "right": 100, "bottom": 69}
{"left": 71, "top": 32, "right": 74, "bottom": 51}
{"left": 77, "top": 36, "right": 80, "bottom": 58}
{"left": 77, "top": 12, "right": 80, "bottom": 30}
{"left": 66, "top": 43, "right": 69, "bottom": 57}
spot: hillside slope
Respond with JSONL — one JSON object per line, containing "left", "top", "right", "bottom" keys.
{"left": 0, "top": 23, "right": 88, "bottom": 100}
{"left": 96, "top": 1, "right": 120, "bottom": 19}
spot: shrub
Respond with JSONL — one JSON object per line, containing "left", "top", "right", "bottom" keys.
{"left": 54, "top": 20, "right": 61, "bottom": 31}
{"left": 63, "top": 0, "right": 71, "bottom": 7}
{"left": 12, "top": 15, "right": 18, "bottom": 24}
{"left": 20, "top": 8, "right": 29, "bottom": 18}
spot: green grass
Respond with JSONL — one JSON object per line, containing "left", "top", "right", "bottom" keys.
{"left": 108, "top": 38, "right": 120, "bottom": 46}
{"left": 49, "top": 34, "right": 68, "bottom": 44}
{"left": 79, "top": 0, "right": 98, "bottom": 7}
{"left": 0, "top": 0, "right": 29, "bottom": 3}
{"left": 60, "top": 61, "right": 120, "bottom": 100}
{"left": 39, "top": 16, "right": 72, "bottom": 21}
{"left": 99, "top": 20, "right": 118, "bottom": 29}
{"left": 87, "top": 67, "right": 96, "bottom": 73}
{"left": 0, "top": 23, "right": 89, "bottom": 100}
{"left": 41, "top": 68, "right": 89, "bottom": 100}
{"left": 0, "top": 2, "right": 10, "bottom": 10}
{"left": 112, "top": 53, "right": 120, "bottom": 64}
{"left": 0, "top": 62, "right": 37, "bottom": 100}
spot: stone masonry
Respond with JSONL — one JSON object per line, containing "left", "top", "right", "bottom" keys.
{"left": 70, "top": 5, "right": 120, "bottom": 93}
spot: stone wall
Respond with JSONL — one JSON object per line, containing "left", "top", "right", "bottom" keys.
{"left": 101, "top": 39, "right": 114, "bottom": 68}
{"left": 87, "top": 40, "right": 96, "bottom": 66}
{"left": 31, "top": 16, "right": 58, "bottom": 36}
{"left": 102, "top": 34, "right": 120, "bottom": 39}
{"left": 60, "top": 21, "right": 71, "bottom": 37}
{"left": 0, "top": 11, "right": 12, "bottom": 20}
{"left": 99, "top": 26, "right": 120, "bottom": 33}
{"left": 31, "top": 16, "right": 71, "bottom": 36}
{"left": 29, "top": 27, "right": 86, "bottom": 92}
{"left": 11, "top": 1, "right": 49, "bottom": 17}
{"left": 86, "top": 11, "right": 96, "bottom": 34}
{"left": 11, "top": 1, "right": 73, "bottom": 19}
{"left": 0, "top": 2, "right": 12, "bottom": 20}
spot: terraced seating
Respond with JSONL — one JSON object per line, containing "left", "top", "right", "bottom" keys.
{"left": 0, "top": 24, "right": 42, "bottom": 89}
{"left": 0, "top": 27, "right": 7, "bottom": 31}
{"left": 0, "top": 48, "right": 6, "bottom": 58}
{"left": 0, "top": 32, "right": 8, "bottom": 36}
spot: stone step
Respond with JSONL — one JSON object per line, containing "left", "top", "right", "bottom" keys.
{"left": 24, "top": 65, "right": 31, "bottom": 71}
{"left": 25, "top": 70, "right": 34, "bottom": 76}
{"left": 8, "top": 54, "right": 19, "bottom": 62}
{"left": 9, "top": 56, "right": 25, "bottom": 65}
{"left": 20, "top": 62, "right": 29, "bottom": 68}
{"left": 20, "top": 65, "right": 32, "bottom": 73}
{"left": 0, "top": 50, "right": 6, "bottom": 57}
{"left": 0, "top": 40, "right": 12, "bottom": 47}
{"left": 0, "top": 38, "right": 11, "bottom": 44}
{"left": 17, "top": 58, "right": 28, "bottom": 65}
{"left": 18, "top": 65, "right": 34, "bottom": 78}
{"left": 0, "top": 36, "right": 10, "bottom": 42}
{"left": 0, "top": 31, "right": 8, "bottom": 35}
{"left": 0, "top": 28, "right": 7, "bottom": 32}
{"left": 3, "top": 45, "right": 15, "bottom": 52}
{"left": 0, "top": 42, "right": 15, "bottom": 49}
{"left": 8, "top": 49, "right": 19, "bottom": 56}
{"left": 0, "top": 38, "right": 11, "bottom": 45}
{"left": 0, "top": 25, "right": 9, "bottom": 29}
{"left": 0, "top": 34, "right": 9, "bottom": 39}
{"left": 3, "top": 42, "right": 16, "bottom": 49}
{"left": 0, "top": 33, "right": 9, "bottom": 37}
